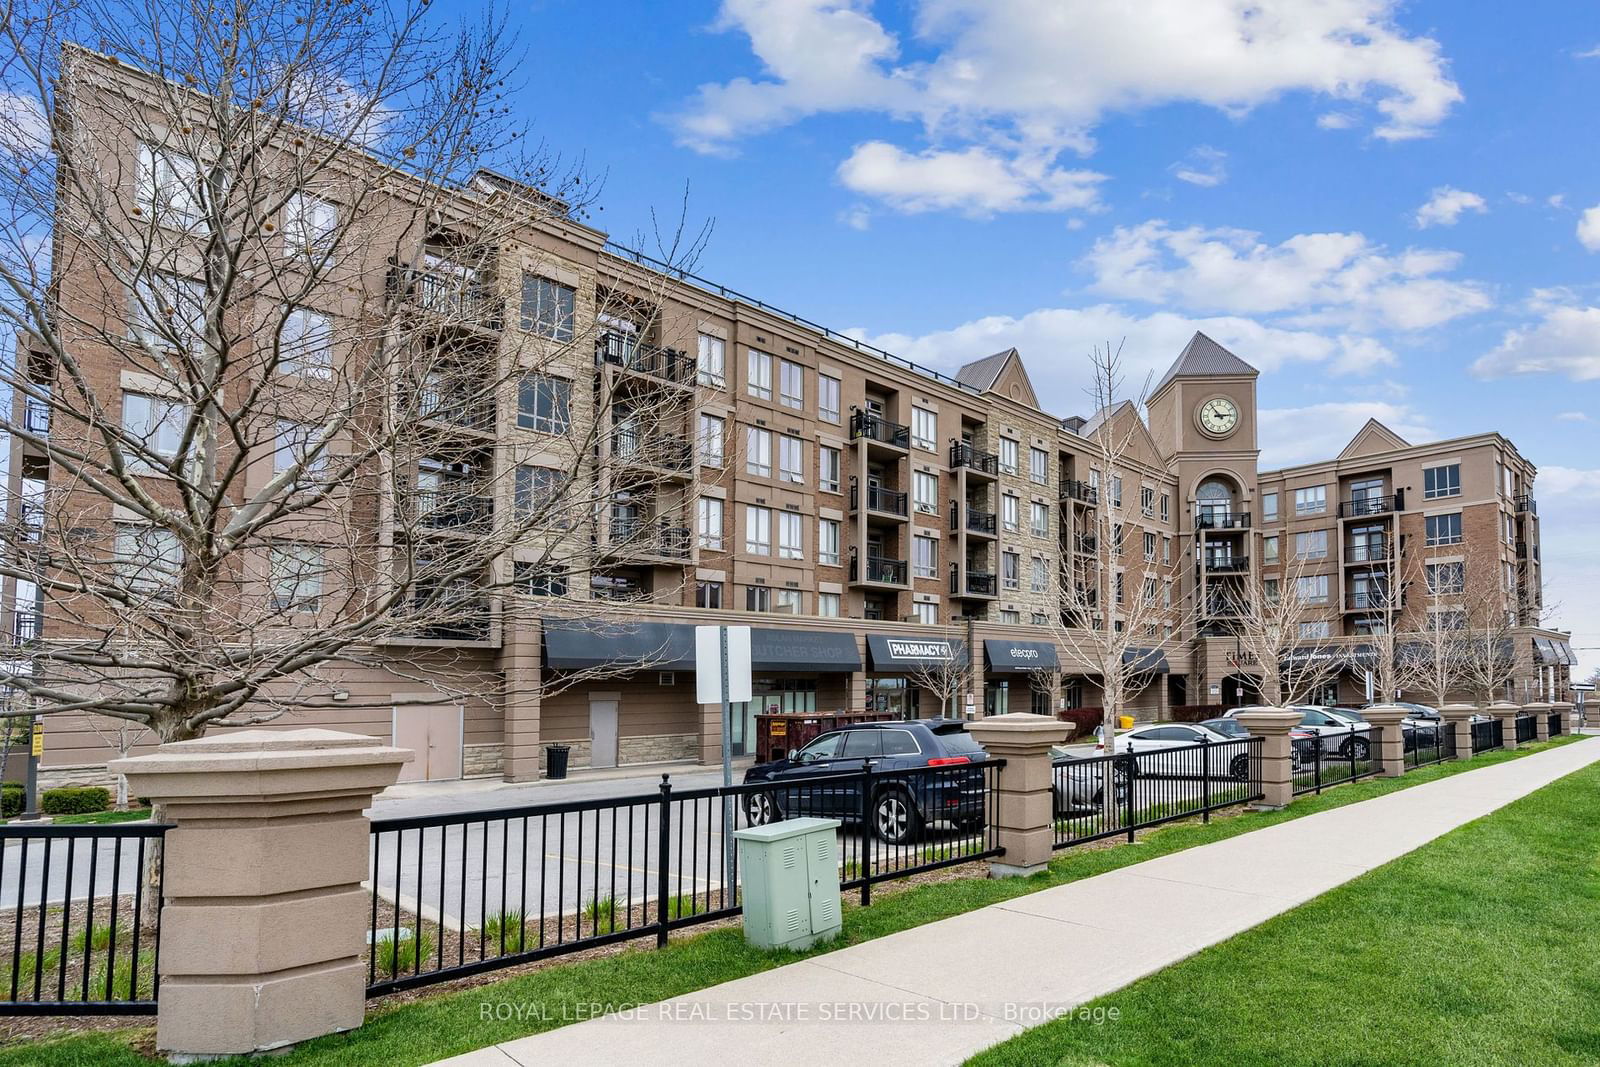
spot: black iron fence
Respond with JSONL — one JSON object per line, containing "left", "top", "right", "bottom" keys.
{"left": 1293, "top": 726, "right": 1375, "bottom": 795}
{"left": 0, "top": 823, "right": 169, "bottom": 1015}
{"left": 1404, "top": 723, "right": 1453, "bottom": 769}
{"left": 1471, "top": 718, "right": 1503, "bottom": 754}
{"left": 1515, "top": 713, "right": 1537, "bottom": 745}
{"left": 1051, "top": 738, "right": 1262, "bottom": 851}
{"left": 366, "top": 760, "right": 1002, "bottom": 997}
{"left": 1548, "top": 710, "right": 1565, "bottom": 738}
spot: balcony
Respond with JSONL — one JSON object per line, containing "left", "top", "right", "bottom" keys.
{"left": 1195, "top": 510, "right": 1251, "bottom": 531}
{"left": 607, "top": 519, "right": 692, "bottom": 562}
{"left": 392, "top": 263, "right": 503, "bottom": 332}
{"left": 410, "top": 489, "right": 493, "bottom": 533}
{"left": 12, "top": 501, "right": 42, "bottom": 545}
{"left": 949, "top": 565, "right": 998, "bottom": 598}
{"left": 1074, "top": 533, "right": 1097, "bottom": 555}
{"left": 950, "top": 504, "right": 997, "bottom": 538}
{"left": 1204, "top": 555, "right": 1249, "bottom": 574}
{"left": 1515, "top": 495, "right": 1537, "bottom": 515}
{"left": 23, "top": 397, "right": 49, "bottom": 435}
{"left": 851, "top": 554, "right": 908, "bottom": 587}
{"left": 850, "top": 482, "right": 909, "bottom": 522}
{"left": 418, "top": 387, "right": 495, "bottom": 434}
{"left": 1516, "top": 541, "right": 1540, "bottom": 562}
{"left": 1344, "top": 539, "right": 1389, "bottom": 563}
{"left": 400, "top": 589, "right": 493, "bottom": 643}
{"left": 1345, "top": 589, "right": 1394, "bottom": 611}
{"left": 614, "top": 432, "right": 694, "bottom": 478}
{"left": 850, "top": 411, "right": 910, "bottom": 452}
{"left": 1338, "top": 492, "right": 1403, "bottom": 519}
{"left": 1060, "top": 479, "right": 1098, "bottom": 506}
{"left": 9, "top": 611, "right": 38, "bottom": 645}
{"left": 595, "top": 333, "right": 696, "bottom": 388}
{"left": 949, "top": 441, "right": 1000, "bottom": 478}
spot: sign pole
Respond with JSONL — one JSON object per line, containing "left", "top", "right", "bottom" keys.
{"left": 20, "top": 715, "right": 41, "bottom": 822}
{"left": 720, "top": 626, "right": 735, "bottom": 890}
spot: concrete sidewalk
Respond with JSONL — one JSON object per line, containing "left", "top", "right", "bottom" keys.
{"left": 434, "top": 737, "right": 1600, "bottom": 1067}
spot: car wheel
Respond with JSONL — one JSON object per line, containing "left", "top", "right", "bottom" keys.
{"left": 744, "top": 792, "right": 778, "bottom": 826}
{"left": 872, "top": 789, "right": 923, "bottom": 845}
{"left": 1051, "top": 785, "right": 1066, "bottom": 819}
{"left": 1229, "top": 753, "right": 1251, "bottom": 782}
{"left": 1340, "top": 737, "right": 1371, "bottom": 761}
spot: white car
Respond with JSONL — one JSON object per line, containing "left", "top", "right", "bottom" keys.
{"left": 1224, "top": 705, "right": 1373, "bottom": 761}
{"left": 1099, "top": 721, "right": 1256, "bottom": 781}
{"left": 1050, "top": 747, "right": 1129, "bottom": 812}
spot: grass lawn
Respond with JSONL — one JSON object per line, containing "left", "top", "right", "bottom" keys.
{"left": 46, "top": 809, "right": 153, "bottom": 826}
{"left": 971, "top": 749, "right": 1600, "bottom": 1067}
{"left": 5, "top": 736, "right": 1585, "bottom": 1067}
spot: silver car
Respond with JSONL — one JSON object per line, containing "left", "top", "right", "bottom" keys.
{"left": 1225, "top": 705, "right": 1372, "bottom": 761}
{"left": 1110, "top": 722, "right": 1256, "bottom": 781}
{"left": 1049, "top": 747, "right": 1129, "bottom": 813}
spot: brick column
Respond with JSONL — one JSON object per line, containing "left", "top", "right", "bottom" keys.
{"left": 1363, "top": 705, "right": 1409, "bottom": 778}
{"left": 1550, "top": 700, "right": 1574, "bottom": 737}
{"left": 1441, "top": 704, "right": 1476, "bottom": 760}
{"left": 850, "top": 634, "right": 869, "bottom": 713}
{"left": 1233, "top": 710, "right": 1300, "bottom": 809}
{"left": 966, "top": 712, "right": 1068, "bottom": 877}
{"left": 502, "top": 617, "right": 543, "bottom": 782}
{"left": 1524, "top": 700, "right": 1552, "bottom": 742}
{"left": 967, "top": 627, "right": 987, "bottom": 718}
{"left": 112, "top": 730, "right": 409, "bottom": 1058}
{"left": 1490, "top": 700, "right": 1521, "bottom": 750}
{"left": 698, "top": 702, "right": 723, "bottom": 765}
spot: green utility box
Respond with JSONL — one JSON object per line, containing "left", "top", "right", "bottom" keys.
{"left": 732, "top": 817, "right": 843, "bottom": 951}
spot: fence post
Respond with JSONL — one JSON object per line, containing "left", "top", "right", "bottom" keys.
{"left": 1233, "top": 710, "right": 1299, "bottom": 810}
{"left": 1200, "top": 737, "right": 1211, "bottom": 823}
{"left": 1441, "top": 704, "right": 1476, "bottom": 760}
{"left": 1550, "top": 700, "right": 1574, "bottom": 737}
{"left": 1490, "top": 700, "right": 1521, "bottom": 750}
{"left": 858, "top": 762, "right": 873, "bottom": 906}
{"left": 966, "top": 713, "right": 1068, "bottom": 878}
{"left": 1524, "top": 700, "right": 1552, "bottom": 743}
{"left": 1363, "top": 705, "right": 1409, "bottom": 778}
{"left": 111, "top": 729, "right": 409, "bottom": 1059}
{"left": 656, "top": 775, "right": 672, "bottom": 948}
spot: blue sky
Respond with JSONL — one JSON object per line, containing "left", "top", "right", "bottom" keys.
{"left": 489, "top": 0, "right": 1599, "bottom": 672}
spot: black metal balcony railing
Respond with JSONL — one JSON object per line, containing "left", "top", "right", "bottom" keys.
{"left": 418, "top": 389, "right": 495, "bottom": 432}
{"left": 849, "top": 411, "right": 910, "bottom": 449}
{"left": 13, "top": 501, "right": 42, "bottom": 544}
{"left": 1516, "top": 541, "right": 1540, "bottom": 562}
{"left": 10, "top": 612, "right": 39, "bottom": 644}
{"left": 412, "top": 490, "right": 493, "bottom": 531}
{"left": 1195, "top": 511, "right": 1251, "bottom": 530}
{"left": 1345, "top": 540, "right": 1389, "bottom": 563}
{"left": 1060, "top": 479, "right": 1098, "bottom": 505}
{"left": 393, "top": 264, "right": 503, "bottom": 331}
{"left": 1338, "top": 492, "right": 1403, "bottom": 519}
{"left": 852, "top": 555, "right": 907, "bottom": 585}
{"left": 23, "top": 397, "right": 50, "bottom": 435}
{"left": 595, "top": 333, "right": 696, "bottom": 386}
{"left": 1204, "top": 555, "right": 1249, "bottom": 573}
{"left": 615, "top": 433, "right": 694, "bottom": 473}
{"left": 1514, "top": 495, "right": 1537, "bottom": 515}
{"left": 949, "top": 441, "right": 1000, "bottom": 475}
{"left": 1346, "top": 590, "right": 1394, "bottom": 610}
{"left": 949, "top": 566, "right": 997, "bottom": 596}
{"left": 610, "top": 519, "right": 692, "bottom": 560}
{"left": 1074, "top": 534, "right": 1097, "bottom": 554}
{"left": 954, "top": 505, "right": 996, "bottom": 535}
{"left": 407, "top": 606, "right": 492, "bottom": 642}
{"left": 851, "top": 483, "right": 909, "bottom": 517}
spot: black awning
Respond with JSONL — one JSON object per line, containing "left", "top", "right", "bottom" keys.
{"left": 542, "top": 618, "right": 694, "bottom": 670}
{"left": 751, "top": 628, "right": 862, "bottom": 672}
{"left": 866, "top": 634, "right": 966, "bottom": 671}
{"left": 1123, "top": 647, "right": 1170, "bottom": 674}
{"left": 1533, "top": 637, "right": 1561, "bottom": 665}
{"left": 1559, "top": 641, "right": 1579, "bottom": 666}
{"left": 984, "top": 639, "right": 1059, "bottom": 674}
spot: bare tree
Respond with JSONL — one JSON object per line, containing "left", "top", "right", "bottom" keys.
{"left": 1220, "top": 551, "right": 1345, "bottom": 707}
{"left": 82, "top": 713, "right": 151, "bottom": 810}
{"left": 0, "top": 1, "right": 712, "bottom": 749}
{"left": 901, "top": 625, "right": 972, "bottom": 719}
{"left": 1392, "top": 546, "right": 1468, "bottom": 707}
{"left": 1457, "top": 549, "right": 1520, "bottom": 709}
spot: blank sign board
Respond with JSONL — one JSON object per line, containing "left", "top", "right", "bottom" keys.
{"left": 695, "top": 625, "right": 753, "bottom": 704}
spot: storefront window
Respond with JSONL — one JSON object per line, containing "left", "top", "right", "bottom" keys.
{"left": 868, "top": 677, "right": 920, "bottom": 720}
{"left": 730, "top": 679, "right": 818, "bottom": 756}
{"left": 985, "top": 680, "right": 1009, "bottom": 716}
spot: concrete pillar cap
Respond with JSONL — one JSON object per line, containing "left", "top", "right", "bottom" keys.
{"left": 1489, "top": 701, "right": 1520, "bottom": 712}
{"left": 1232, "top": 709, "right": 1302, "bottom": 734}
{"left": 1362, "top": 705, "right": 1410, "bottom": 725}
{"left": 967, "top": 713, "right": 1069, "bottom": 747}
{"left": 112, "top": 728, "right": 412, "bottom": 804}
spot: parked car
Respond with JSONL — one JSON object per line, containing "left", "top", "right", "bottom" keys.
{"left": 1050, "top": 747, "right": 1130, "bottom": 813}
{"left": 1225, "top": 705, "right": 1373, "bottom": 761}
{"left": 1199, "top": 716, "right": 1318, "bottom": 771}
{"left": 741, "top": 718, "right": 989, "bottom": 844}
{"left": 1386, "top": 701, "right": 1444, "bottom": 750}
{"left": 1098, "top": 721, "right": 1256, "bottom": 781}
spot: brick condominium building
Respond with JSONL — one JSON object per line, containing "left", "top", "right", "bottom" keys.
{"left": 10, "top": 51, "right": 1577, "bottom": 786}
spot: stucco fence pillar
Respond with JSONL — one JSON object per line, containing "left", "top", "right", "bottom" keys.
{"left": 1362, "top": 705, "right": 1409, "bottom": 778}
{"left": 1490, "top": 700, "right": 1521, "bottom": 750}
{"left": 1233, "top": 710, "right": 1300, "bottom": 809}
{"left": 1441, "top": 704, "right": 1477, "bottom": 760}
{"left": 1550, "top": 700, "right": 1575, "bottom": 736}
{"left": 113, "top": 729, "right": 410, "bottom": 1059}
{"left": 967, "top": 712, "right": 1068, "bottom": 878}
{"left": 1523, "top": 700, "right": 1553, "bottom": 743}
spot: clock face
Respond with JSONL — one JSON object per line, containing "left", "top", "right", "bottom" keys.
{"left": 1199, "top": 397, "right": 1239, "bottom": 436}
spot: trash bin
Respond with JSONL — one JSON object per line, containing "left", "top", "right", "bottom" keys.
{"left": 545, "top": 744, "right": 571, "bottom": 780}
{"left": 1118, "top": 714, "right": 1135, "bottom": 730}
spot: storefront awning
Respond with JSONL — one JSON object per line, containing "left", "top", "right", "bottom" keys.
{"left": 751, "top": 628, "right": 862, "bottom": 672}
{"left": 1123, "top": 647, "right": 1170, "bottom": 674}
{"left": 983, "top": 639, "right": 1059, "bottom": 674}
{"left": 542, "top": 618, "right": 695, "bottom": 670}
{"left": 1559, "top": 640, "right": 1579, "bottom": 666}
{"left": 866, "top": 634, "right": 967, "bottom": 671}
{"left": 1533, "top": 637, "right": 1561, "bottom": 665}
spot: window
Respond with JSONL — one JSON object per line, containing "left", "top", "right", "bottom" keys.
{"left": 696, "top": 497, "right": 724, "bottom": 550}
{"left": 913, "top": 535, "right": 938, "bottom": 578}
{"left": 1159, "top": 493, "right": 1170, "bottom": 522}
{"left": 131, "top": 272, "right": 205, "bottom": 349}
{"left": 747, "top": 349, "right": 773, "bottom": 400}
{"left": 913, "top": 471, "right": 939, "bottom": 515}
{"left": 1140, "top": 486, "right": 1154, "bottom": 516}
{"left": 1162, "top": 536, "right": 1172, "bottom": 564}
{"left": 274, "top": 419, "right": 328, "bottom": 482}
{"left": 122, "top": 392, "right": 188, "bottom": 469}
{"left": 1299, "top": 621, "right": 1331, "bottom": 640}
{"left": 696, "top": 334, "right": 726, "bottom": 388}
{"left": 520, "top": 275, "right": 575, "bottom": 341}
{"left": 818, "top": 519, "right": 841, "bottom": 566}
{"left": 1143, "top": 576, "right": 1157, "bottom": 605}
{"left": 1296, "top": 575, "right": 1330, "bottom": 605}
{"left": 114, "top": 524, "right": 182, "bottom": 592}
{"left": 517, "top": 375, "right": 570, "bottom": 433}
{"left": 745, "top": 506, "right": 771, "bottom": 555}
{"left": 1294, "top": 485, "right": 1327, "bottom": 515}
{"left": 779, "top": 359, "right": 804, "bottom": 409}
{"left": 699, "top": 414, "right": 724, "bottom": 467}
{"left": 745, "top": 586, "right": 771, "bottom": 612}
{"left": 775, "top": 589, "right": 803, "bottom": 614}
{"left": 1503, "top": 513, "right": 1515, "bottom": 545}
{"left": 1162, "top": 579, "right": 1173, "bottom": 609}
{"left": 696, "top": 581, "right": 723, "bottom": 609}
{"left": 998, "top": 438, "right": 1019, "bottom": 475}
{"left": 1031, "top": 502, "right": 1049, "bottom": 538}
{"left": 1143, "top": 531, "right": 1157, "bottom": 561}
{"left": 515, "top": 466, "right": 563, "bottom": 518}
{"left": 1113, "top": 523, "right": 1124, "bottom": 551}
{"left": 515, "top": 561, "right": 569, "bottom": 598}
{"left": 778, "top": 511, "right": 803, "bottom": 560}
{"left": 1000, "top": 610, "right": 1021, "bottom": 624}
{"left": 1032, "top": 613, "right": 1048, "bottom": 627}
{"left": 1264, "top": 535, "right": 1280, "bottom": 564}
{"left": 1002, "top": 551, "right": 1020, "bottom": 590}
{"left": 279, "top": 307, "right": 333, "bottom": 378}
{"left": 137, "top": 144, "right": 202, "bottom": 226}
{"left": 1296, "top": 529, "right": 1328, "bottom": 559}
{"left": 819, "top": 446, "right": 841, "bottom": 493}
{"left": 1263, "top": 578, "right": 1280, "bottom": 603}
{"left": 1001, "top": 494, "right": 1019, "bottom": 532}
{"left": 284, "top": 193, "right": 336, "bottom": 259}
{"left": 911, "top": 407, "right": 937, "bottom": 451}
{"left": 913, "top": 601, "right": 938, "bottom": 625}
{"left": 1111, "top": 476, "right": 1124, "bottom": 507}
{"left": 1424, "top": 464, "right": 1461, "bottom": 500}
{"left": 818, "top": 592, "right": 840, "bottom": 617}
{"left": 818, "top": 375, "right": 841, "bottom": 423}
{"left": 778, "top": 435, "right": 804, "bottom": 484}
{"left": 269, "top": 543, "right": 324, "bottom": 612}
{"left": 745, "top": 427, "right": 773, "bottom": 478}
{"left": 1031, "top": 556, "right": 1048, "bottom": 593}
{"left": 1261, "top": 491, "right": 1279, "bottom": 523}
{"left": 1030, "top": 448, "right": 1049, "bottom": 485}
{"left": 1115, "top": 572, "right": 1124, "bottom": 604}
{"left": 1426, "top": 513, "right": 1463, "bottom": 546}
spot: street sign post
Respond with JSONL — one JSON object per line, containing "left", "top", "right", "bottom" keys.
{"left": 696, "top": 625, "right": 753, "bottom": 885}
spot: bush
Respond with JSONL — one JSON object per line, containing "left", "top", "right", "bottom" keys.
{"left": 40, "top": 786, "right": 111, "bottom": 816}
{"left": 1, "top": 782, "right": 21, "bottom": 818}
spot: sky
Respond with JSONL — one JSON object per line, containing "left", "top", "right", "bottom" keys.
{"left": 481, "top": 0, "right": 1599, "bottom": 675}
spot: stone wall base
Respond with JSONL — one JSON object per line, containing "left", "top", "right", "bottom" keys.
{"left": 538, "top": 732, "right": 697, "bottom": 773}
{"left": 39, "top": 764, "right": 119, "bottom": 790}
{"left": 462, "top": 742, "right": 503, "bottom": 778}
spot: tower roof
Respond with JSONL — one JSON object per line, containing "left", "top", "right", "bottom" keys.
{"left": 1151, "top": 332, "right": 1257, "bottom": 396}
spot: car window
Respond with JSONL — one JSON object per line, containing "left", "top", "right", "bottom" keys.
{"left": 799, "top": 732, "right": 844, "bottom": 760}
{"left": 1301, "top": 710, "right": 1331, "bottom": 726}
{"left": 1171, "top": 727, "right": 1203, "bottom": 742}
{"left": 840, "top": 730, "right": 882, "bottom": 758}
{"left": 932, "top": 728, "right": 986, "bottom": 756}
{"left": 879, "top": 730, "right": 921, "bottom": 756}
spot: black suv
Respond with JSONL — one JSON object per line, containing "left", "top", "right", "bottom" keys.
{"left": 742, "top": 719, "right": 989, "bottom": 844}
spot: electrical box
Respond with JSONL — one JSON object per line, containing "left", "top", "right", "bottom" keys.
{"left": 732, "top": 817, "right": 843, "bottom": 951}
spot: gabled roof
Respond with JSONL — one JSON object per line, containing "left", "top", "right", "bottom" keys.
{"left": 1337, "top": 418, "right": 1411, "bottom": 460}
{"left": 955, "top": 349, "right": 1016, "bottom": 391}
{"left": 954, "top": 348, "right": 1039, "bottom": 408}
{"left": 1076, "top": 399, "right": 1135, "bottom": 440}
{"left": 1151, "top": 332, "right": 1257, "bottom": 397}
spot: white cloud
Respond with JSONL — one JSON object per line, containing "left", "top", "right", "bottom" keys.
{"left": 1557, "top": 411, "right": 1590, "bottom": 422}
{"left": 1082, "top": 221, "right": 1492, "bottom": 332}
{"left": 1549, "top": 193, "right": 1568, "bottom": 209}
{"left": 1171, "top": 146, "right": 1228, "bottom": 188}
{"left": 1577, "top": 205, "right": 1600, "bottom": 251}
{"left": 1473, "top": 305, "right": 1600, "bottom": 381}
{"left": 838, "top": 204, "right": 873, "bottom": 230}
{"left": 1316, "top": 111, "right": 1358, "bottom": 130}
{"left": 1576, "top": 45, "right": 1600, "bottom": 59}
{"left": 836, "top": 142, "right": 1106, "bottom": 215}
{"left": 1258, "top": 401, "right": 1433, "bottom": 467}
{"left": 1527, "top": 466, "right": 1600, "bottom": 680}
{"left": 1414, "top": 186, "right": 1487, "bottom": 228}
